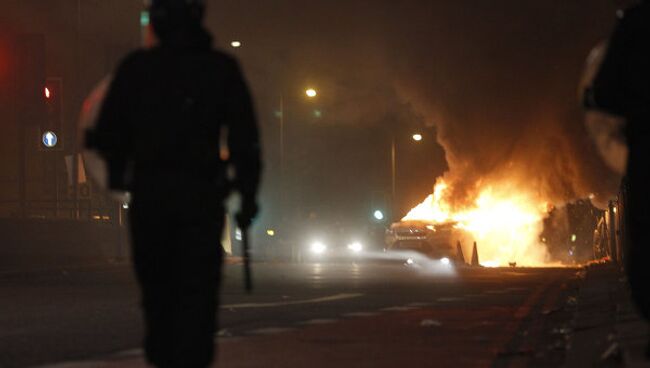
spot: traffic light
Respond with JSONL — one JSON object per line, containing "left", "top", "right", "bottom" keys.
{"left": 38, "top": 78, "right": 63, "bottom": 151}
{"left": 43, "top": 78, "right": 62, "bottom": 132}
{"left": 371, "top": 191, "right": 389, "bottom": 223}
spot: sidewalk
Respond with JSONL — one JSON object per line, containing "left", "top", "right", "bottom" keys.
{"left": 566, "top": 262, "right": 649, "bottom": 367}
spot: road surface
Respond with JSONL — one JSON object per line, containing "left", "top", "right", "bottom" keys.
{"left": 0, "top": 261, "right": 579, "bottom": 367}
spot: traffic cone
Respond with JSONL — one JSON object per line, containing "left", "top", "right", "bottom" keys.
{"left": 456, "top": 241, "right": 466, "bottom": 264}
{"left": 471, "top": 241, "right": 480, "bottom": 267}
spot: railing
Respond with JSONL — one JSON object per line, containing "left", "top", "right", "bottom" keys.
{"left": 0, "top": 199, "right": 122, "bottom": 225}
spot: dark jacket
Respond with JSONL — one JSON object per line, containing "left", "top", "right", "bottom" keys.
{"left": 87, "top": 28, "right": 261, "bottom": 217}
{"left": 589, "top": 2, "right": 650, "bottom": 137}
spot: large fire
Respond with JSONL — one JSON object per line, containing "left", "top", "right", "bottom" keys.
{"left": 403, "top": 179, "right": 553, "bottom": 267}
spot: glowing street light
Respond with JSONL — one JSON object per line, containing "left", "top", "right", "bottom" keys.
{"left": 279, "top": 86, "right": 322, "bottom": 220}
{"left": 230, "top": 40, "right": 242, "bottom": 48}
{"left": 391, "top": 131, "right": 426, "bottom": 213}
{"left": 373, "top": 210, "right": 385, "bottom": 221}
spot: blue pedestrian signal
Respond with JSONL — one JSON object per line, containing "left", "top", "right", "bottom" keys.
{"left": 42, "top": 131, "right": 58, "bottom": 148}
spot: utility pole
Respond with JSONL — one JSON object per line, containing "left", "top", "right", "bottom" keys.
{"left": 391, "top": 135, "right": 396, "bottom": 208}
{"left": 72, "top": 0, "right": 82, "bottom": 219}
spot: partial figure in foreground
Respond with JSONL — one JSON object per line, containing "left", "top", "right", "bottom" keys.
{"left": 585, "top": 0, "right": 650, "bottom": 358}
{"left": 86, "top": 0, "right": 261, "bottom": 366}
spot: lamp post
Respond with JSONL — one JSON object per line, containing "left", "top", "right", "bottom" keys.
{"left": 391, "top": 132, "right": 423, "bottom": 216}
{"left": 279, "top": 88, "right": 318, "bottom": 210}
{"left": 279, "top": 88, "right": 318, "bottom": 173}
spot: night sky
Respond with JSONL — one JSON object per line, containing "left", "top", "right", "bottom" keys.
{"left": 2, "top": 0, "right": 622, "bottom": 227}
{"left": 207, "top": 1, "right": 621, "bottom": 217}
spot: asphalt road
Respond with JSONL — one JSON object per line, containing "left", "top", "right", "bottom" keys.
{"left": 0, "top": 260, "right": 579, "bottom": 368}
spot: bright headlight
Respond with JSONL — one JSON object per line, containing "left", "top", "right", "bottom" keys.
{"left": 347, "top": 242, "right": 363, "bottom": 253}
{"left": 310, "top": 241, "right": 327, "bottom": 255}
{"left": 440, "top": 257, "right": 451, "bottom": 266}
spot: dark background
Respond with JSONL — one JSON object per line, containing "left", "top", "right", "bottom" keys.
{"left": 1, "top": 0, "right": 620, "bottom": 248}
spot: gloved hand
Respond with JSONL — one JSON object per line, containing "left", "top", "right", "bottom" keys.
{"left": 236, "top": 197, "right": 258, "bottom": 230}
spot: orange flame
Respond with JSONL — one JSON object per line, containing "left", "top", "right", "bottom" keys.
{"left": 403, "top": 179, "right": 553, "bottom": 267}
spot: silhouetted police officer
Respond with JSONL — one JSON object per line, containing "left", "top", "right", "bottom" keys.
{"left": 586, "top": 0, "right": 650, "bottom": 357}
{"left": 86, "top": 0, "right": 261, "bottom": 366}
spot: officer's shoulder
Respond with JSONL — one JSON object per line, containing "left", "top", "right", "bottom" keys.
{"left": 116, "top": 49, "right": 150, "bottom": 72}
{"left": 619, "top": 2, "right": 650, "bottom": 22}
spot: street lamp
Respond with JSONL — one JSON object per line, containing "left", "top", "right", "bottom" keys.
{"left": 280, "top": 87, "right": 319, "bottom": 166}
{"left": 279, "top": 87, "right": 320, "bottom": 215}
{"left": 230, "top": 40, "right": 242, "bottom": 48}
{"left": 391, "top": 132, "right": 423, "bottom": 215}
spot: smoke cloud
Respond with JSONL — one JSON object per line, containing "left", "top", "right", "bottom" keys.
{"left": 385, "top": 1, "right": 622, "bottom": 209}
{"left": 209, "top": 0, "right": 623, "bottom": 216}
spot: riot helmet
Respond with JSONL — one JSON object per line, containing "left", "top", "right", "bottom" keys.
{"left": 145, "top": 0, "right": 206, "bottom": 39}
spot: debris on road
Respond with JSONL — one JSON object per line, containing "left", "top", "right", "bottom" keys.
{"left": 566, "top": 296, "right": 578, "bottom": 307}
{"left": 217, "top": 329, "right": 232, "bottom": 337}
{"left": 600, "top": 342, "right": 622, "bottom": 363}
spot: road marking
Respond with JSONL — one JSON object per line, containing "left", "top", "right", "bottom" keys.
{"left": 493, "top": 278, "right": 558, "bottom": 359}
{"left": 501, "top": 272, "right": 529, "bottom": 276}
{"left": 38, "top": 362, "right": 111, "bottom": 368}
{"left": 342, "top": 312, "right": 381, "bottom": 317}
{"left": 221, "top": 293, "right": 363, "bottom": 309}
{"left": 437, "top": 297, "right": 463, "bottom": 302}
{"left": 299, "top": 318, "right": 339, "bottom": 325}
{"left": 485, "top": 290, "right": 509, "bottom": 294}
{"left": 420, "top": 319, "right": 443, "bottom": 327}
{"left": 505, "top": 287, "right": 528, "bottom": 292}
{"left": 407, "top": 302, "right": 432, "bottom": 307}
{"left": 249, "top": 327, "right": 295, "bottom": 335}
{"left": 514, "top": 284, "right": 549, "bottom": 319}
{"left": 464, "top": 294, "right": 484, "bottom": 298}
{"left": 381, "top": 306, "right": 418, "bottom": 312}
{"left": 216, "top": 329, "right": 233, "bottom": 337}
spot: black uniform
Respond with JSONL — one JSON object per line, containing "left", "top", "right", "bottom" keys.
{"left": 87, "top": 26, "right": 261, "bottom": 367}
{"left": 589, "top": 2, "right": 650, "bottom": 323}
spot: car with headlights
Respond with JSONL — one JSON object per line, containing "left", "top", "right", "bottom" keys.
{"left": 384, "top": 220, "right": 464, "bottom": 263}
{"left": 299, "top": 227, "right": 372, "bottom": 263}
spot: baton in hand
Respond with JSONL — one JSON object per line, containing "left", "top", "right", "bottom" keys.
{"left": 241, "top": 226, "right": 253, "bottom": 293}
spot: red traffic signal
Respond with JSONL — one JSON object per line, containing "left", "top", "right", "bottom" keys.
{"left": 44, "top": 78, "right": 62, "bottom": 130}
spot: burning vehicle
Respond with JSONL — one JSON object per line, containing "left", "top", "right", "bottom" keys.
{"left": 394, "top": 179, "right": 555, "bottom": 267}
{"left": 385, "top": 220, "right": 466, "bottom": 263}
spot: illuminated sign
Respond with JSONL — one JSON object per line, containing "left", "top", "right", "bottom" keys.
{"left": 42, "top": 131, "right": 58, "bottom": 148}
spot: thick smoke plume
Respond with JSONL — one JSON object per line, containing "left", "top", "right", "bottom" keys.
{"left": 388, "top": 1, "right": 622, "bottom": 209}
{"left": 210, "top": 0, "right": 623, "bottom": 216}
